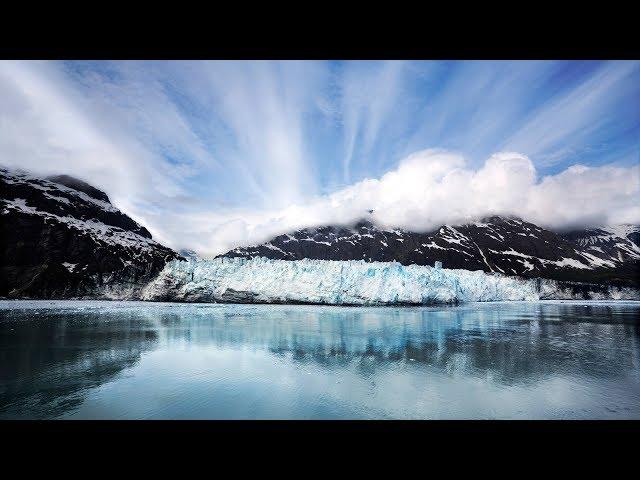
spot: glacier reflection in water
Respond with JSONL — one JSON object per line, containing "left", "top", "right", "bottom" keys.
{"left": 0, "top": 300, "right": 638, "bottom": 419}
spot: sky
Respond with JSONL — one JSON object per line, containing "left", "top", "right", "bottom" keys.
{"left": 0, "top": 60, "right": 638, "bottom": 257}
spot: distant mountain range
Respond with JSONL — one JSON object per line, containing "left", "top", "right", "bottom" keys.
{"left": 222, "top": 216, "right": 640, "bottom": 287}
{"left": 1, "top": 167, "right": 638, "bottom": 300}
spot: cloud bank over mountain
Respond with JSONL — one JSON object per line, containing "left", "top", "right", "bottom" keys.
{"left": 139, "top": 150, "right": 640, "bottom": 257}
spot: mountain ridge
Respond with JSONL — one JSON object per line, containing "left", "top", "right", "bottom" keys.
{"left": 2, "top": 166, "right": 638, "bottom": 299}
{"left": 222, "top": 216, "right": 640, "bottom": 287}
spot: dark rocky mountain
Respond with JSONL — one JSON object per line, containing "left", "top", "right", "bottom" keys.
{"left": 1, "top": 168, "right": 182, "bottom": 298}
{"left": 223, "top": 216, "right": 640, "bottom": 287}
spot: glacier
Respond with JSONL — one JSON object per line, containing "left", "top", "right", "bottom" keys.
{"left": 141, "top": 257, "right": 640, "bottom": 305}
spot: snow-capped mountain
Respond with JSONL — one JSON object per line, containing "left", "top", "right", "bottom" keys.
{"left": 562, "top": 225, "right": 640, "bottom": 264}
{"left": 1, "top": 168, "right": 182, "bottom": 298}
{"left": 223, "top": 216, "right": 640, "bottom": 287}
{"left": 2, "top": 166, "right": 638, "bottom": 301}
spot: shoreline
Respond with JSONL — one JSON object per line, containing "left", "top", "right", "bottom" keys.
{"left": 2, "top": 298, "right": 640, "bottom": 310}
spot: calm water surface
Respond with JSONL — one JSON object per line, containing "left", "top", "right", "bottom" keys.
{"left": 0, "top": 300, "right": 638, "bottom": 419}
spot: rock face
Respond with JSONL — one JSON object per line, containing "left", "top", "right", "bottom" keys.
{"left": 1, "top": 168, "right": 182, "bottom": 299}
{"left": 223, "top": 216, "right": 640, "bottom": 287}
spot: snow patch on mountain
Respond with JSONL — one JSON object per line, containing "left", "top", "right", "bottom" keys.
{"left": 62, "top": 262, "right": 77, "bottom": 273}
{"left": 3, "top": 170, "right": 119, "bottom": 213}
{"left": 2, "top": 197, "right": 163, "bottom": 256}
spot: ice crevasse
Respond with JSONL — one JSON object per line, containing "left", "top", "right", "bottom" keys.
{"left": 140, "top": 257, "right": 639, "bottom": 304}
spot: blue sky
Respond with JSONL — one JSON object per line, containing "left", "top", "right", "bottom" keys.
{"left": 0, "top": 60, "right": 638, "bottom": 255}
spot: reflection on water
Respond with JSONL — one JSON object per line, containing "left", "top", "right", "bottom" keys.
{"left": 0, "top": 301, "right": 638, "bottom": 419}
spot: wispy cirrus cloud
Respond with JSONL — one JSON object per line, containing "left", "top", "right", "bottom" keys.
{"left": 0, "top": 60, "right": 638, "bottom": 255}
{"left": 339, "top": 60, "right": 409, "bottom": 182}
{"left": 502, "top": 61, "right": 640, "bottom": 166}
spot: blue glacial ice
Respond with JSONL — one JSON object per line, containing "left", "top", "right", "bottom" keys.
{"left": 140, "top": 257, "right": 639, "bottom": 304}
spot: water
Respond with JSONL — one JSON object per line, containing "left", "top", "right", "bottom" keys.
{"left": 0, "top": 300, "right": 638, "bottom": 419}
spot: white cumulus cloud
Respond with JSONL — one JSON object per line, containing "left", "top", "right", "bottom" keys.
{"left": 140, "top": 149, "right": 639, "bottom": 257}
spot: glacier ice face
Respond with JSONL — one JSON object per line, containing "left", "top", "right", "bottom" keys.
{"left": 141, "top": 257, "right": 640, "bottom": 304}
